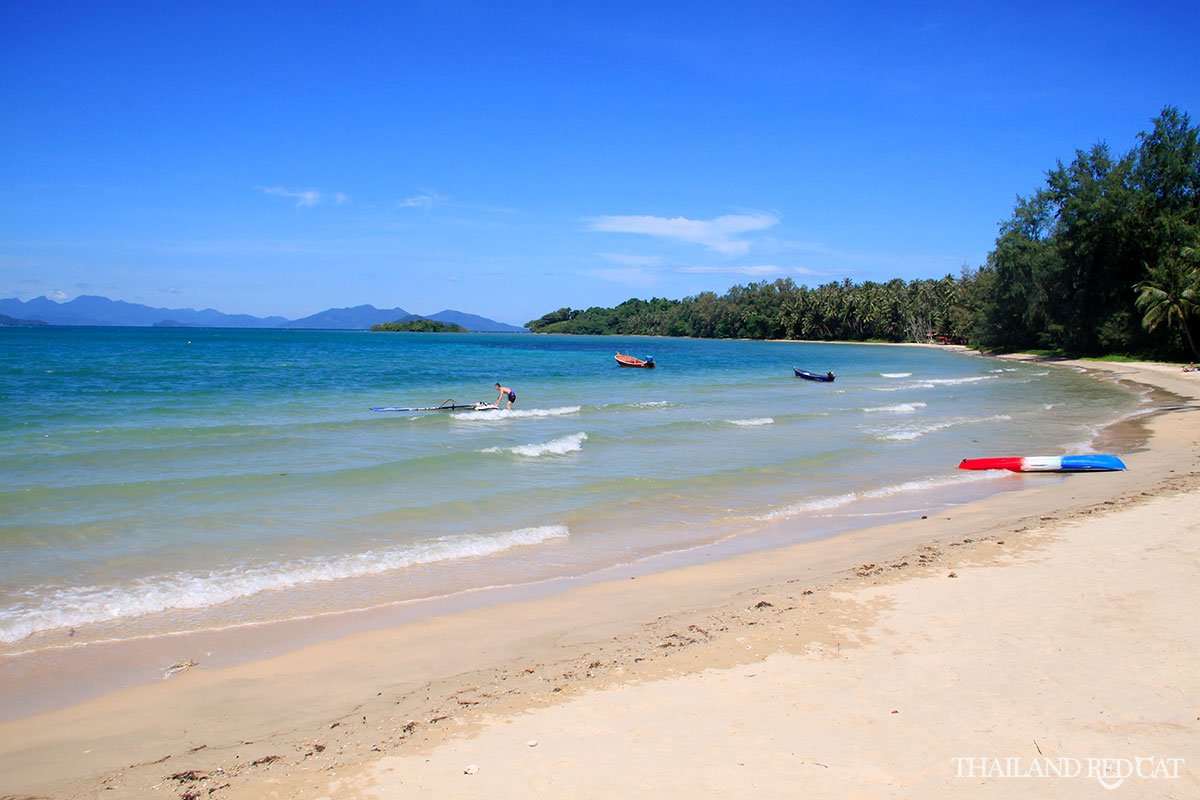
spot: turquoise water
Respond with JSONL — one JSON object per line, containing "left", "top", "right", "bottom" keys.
{"left": 0, "top": 328, "right": 1147, "bottom": 655}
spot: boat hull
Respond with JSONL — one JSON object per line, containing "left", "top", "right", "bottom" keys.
{"left": 794, "top": 368, "right": 834, "bottom": 382}
{"left": 615, "top": 353, "right": 655, "bottom": 368}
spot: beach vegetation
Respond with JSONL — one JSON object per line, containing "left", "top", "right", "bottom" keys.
{"left": 526, "top": 107, "right": 1200, "bottom": 361}
{"left": 1135, "top": 244, "right": 1200, "bottom": 360}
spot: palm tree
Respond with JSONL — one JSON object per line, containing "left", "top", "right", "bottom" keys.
{"left": 1135, "top": 247, "right": 1199, "bottom": 360}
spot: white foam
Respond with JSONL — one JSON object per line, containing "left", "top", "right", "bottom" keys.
{"left": 756, "top": 471, "right": 1001, "bottom": 521}
{"left": 871, "top": 374, "right": 998, "bottom": 392}
{"left": 923, "top": 375, "right": 997, "bottom": 386}
{"left": 875, "top": 414, "right": 1013, "bottom": 442}
{"left": 484, "top": 432, "right": 588, "bottom": 457}
{"left": 863, "top": 402, "right": 927, "bottom": 414}
{"left": 881, "top": 372, "right": 912, "bottom": 378}
{"left": 728, "top": 417, "right": 774, "bottom": 427}
{"left": 454, "top": 405, "right": 582, "bottom": 420}
{"left": 0, "top": 525, "right": 570, "bottom": 644}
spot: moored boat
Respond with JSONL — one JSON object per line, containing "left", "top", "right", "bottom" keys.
{"left": 794, "top": 367, "right": 835, "bottom": 382}
{"left": 616, "top": 352, "right": 655, "bottom": 368}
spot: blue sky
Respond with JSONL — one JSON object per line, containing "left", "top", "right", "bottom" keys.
{"left": 2, "top": 1, "right": 1197, "bottom": 327}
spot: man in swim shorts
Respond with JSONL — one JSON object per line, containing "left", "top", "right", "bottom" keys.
{"left": 495, "top": 382, "right": 516, "bottom": 409}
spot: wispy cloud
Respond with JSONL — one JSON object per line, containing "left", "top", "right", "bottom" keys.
{"left": 583, "top": 261, "right": 836, "bottom": 289}
{"left": 584, "top": 212, "right": 779, "bottom": 255}
{"left": 398, "top": 189, "right": 450, "bottom": 209}
{"left": 260, "top": 186, "right": 348, "bottom": 208}
{"left": 678, "top": 264, "right": 831, "bottom": 278}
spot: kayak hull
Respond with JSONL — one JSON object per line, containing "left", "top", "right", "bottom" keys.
{"left": 958, "top": 455, "right": 1127, "bottom": 473}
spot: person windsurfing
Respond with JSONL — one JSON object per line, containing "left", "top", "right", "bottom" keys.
{"left": 494, "top": 382, "right": 516, "bottom": 410}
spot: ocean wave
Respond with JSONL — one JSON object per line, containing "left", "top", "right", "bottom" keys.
{"left": 880, "top": 372, "right": 912, "bottom": 378}
{"left": 756, "top": 472, "right": 1001, "bottom": 521}
{"left": 0, "top": 525, "right": 570, "bottom": 644}
{"left": 924, "top": 375, "right": 998, "bottom": 385}
{"left": 453, "top": 405, "right": 582, "bottom": 420}
{"left": 874, "top": 414, "right": 1013, "bottom": 442}
{"left": 483, "top": 432, "right": 588, "bottom": 457}
{"left": 870, "top": 374, "right": 998, "bottom": 392}
{"left": 727, "top": 417, "right": 774, "bottom": 427}
{"left": 862, "top": 402, "right": 927, "bottom": 414}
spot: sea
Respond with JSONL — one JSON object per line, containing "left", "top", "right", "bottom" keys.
{"left": 0, "top": 328, "right": 1151, "bottom": 670}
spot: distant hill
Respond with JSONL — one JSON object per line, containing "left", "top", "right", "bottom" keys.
{"left": 1, "top": 312, "right": 48, "bottom": 326}
{"left": 424, "top": 309, "right": 527, "bottom": 333}
{"left": 0, "top": 295, "right": 526, "bottom": 331}
{"left": 280, "top": 304, "right": 412, "bottom": 330}
{"left": 0, "top": 295, "right": 288, "bottom": 328}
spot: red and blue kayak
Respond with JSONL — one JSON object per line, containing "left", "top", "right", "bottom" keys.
{"left": 958, "top": 455, "right": 1126, "bottom": 473}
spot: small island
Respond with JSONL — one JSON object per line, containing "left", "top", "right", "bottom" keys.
{"left": 369, "top": 319, "right": 468, "bottom": 333}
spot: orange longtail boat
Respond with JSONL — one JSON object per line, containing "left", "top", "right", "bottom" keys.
{"left": 615, "top": 352, "right": 655, "bottom": 368}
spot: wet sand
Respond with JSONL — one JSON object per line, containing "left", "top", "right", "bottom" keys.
{"left": 1, "top": 356, "right": 1197, "bottom": 799}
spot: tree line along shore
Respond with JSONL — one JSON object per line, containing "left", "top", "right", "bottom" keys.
{"left": 526, "top": 107, "right": 1199, "bottom": 363}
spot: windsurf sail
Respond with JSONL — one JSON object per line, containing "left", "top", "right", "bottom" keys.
{"left": 371, "top": 399, "right": 497, "bottom": 412}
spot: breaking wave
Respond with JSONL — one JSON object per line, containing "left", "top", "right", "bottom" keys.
{"left": 453, "top": 405, "right": 582, "bottom": 420}
{"left": 483, "top": 432, "right": 588, "bottom": 457}
{"left": 0, "top": 525, "right": 571, "bottom": 644}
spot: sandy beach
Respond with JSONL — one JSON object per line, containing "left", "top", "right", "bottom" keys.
{"left": 1, "top": 356, "right": 1197, "bottom": 799}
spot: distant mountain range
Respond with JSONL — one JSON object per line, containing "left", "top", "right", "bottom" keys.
{"left": 0, "top": 295, "right": 527, "bottom": 332}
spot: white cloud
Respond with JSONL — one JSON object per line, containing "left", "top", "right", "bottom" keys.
{"left": 260, "top": 186, "right": 347, "bottom": 208}
{"left": 584, "top": 212, "right": 779, "bottom": 255}
{"left": 47, "top": 289, "right": 69, "bottom": 301}
{"left": 399, "top": 189, "right": 449, "bottom": 209}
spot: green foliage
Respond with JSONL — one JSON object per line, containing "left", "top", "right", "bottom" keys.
{"left": 972, "top": 106, "right": 1199, "bottom": 358}
{"left": 525, "top": 277, "right": 970, "bottom": 343}
{"left": 1135, "top": 244, "right": 1200, "bottom": 359}
{"left": 370, "top": 319, "right": 468, "bottom": 332}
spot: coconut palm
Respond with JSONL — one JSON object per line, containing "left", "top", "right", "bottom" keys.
{"left": 1135, "top": 248, "right": 1199, "bottom": 360}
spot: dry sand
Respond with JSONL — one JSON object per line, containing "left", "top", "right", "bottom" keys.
{"left": 1, "top": 357, "right": 1197, "bottom": 799}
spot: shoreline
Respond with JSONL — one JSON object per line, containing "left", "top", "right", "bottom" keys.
{"left": 1, "top": 356, "right": 1197, "bottom": 798}
{"left": 0, "top": 342, "right": 1088, "bottom": 719}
